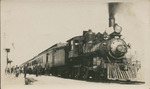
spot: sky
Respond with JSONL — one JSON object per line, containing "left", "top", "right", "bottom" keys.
{"left": 1, "top": 0, "right": 109, "bottom": 66}
{"left": 1, "top": 0, "right": 150, "bottom": 79}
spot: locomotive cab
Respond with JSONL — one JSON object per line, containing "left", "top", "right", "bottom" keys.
{"left": 67, "top": 36, "right": 84, "bottom": 58}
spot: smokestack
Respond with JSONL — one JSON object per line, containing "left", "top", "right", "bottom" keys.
{"left": 108, "top": 3, "right": 119, "bottom": 27}
{"left": 109, "top": 15, "right": 115, "bottom": 27}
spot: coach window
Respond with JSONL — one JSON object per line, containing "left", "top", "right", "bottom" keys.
{"left": 74, "top": 40, "right": 79, "bottom": 46}
{"left": 71, "top": 40, "right": 74, "bottom": 50}
{"left": 74, "top": 40, "right": 79, "bottom": 51}
{"left": 46, "top": 53, "right": 49, "bottom": 63}
{"left": 41, "top": 57, "right": 43, "bottom": 63}
{"left": 67, "top": 42, "right": 71, "bottom": 51}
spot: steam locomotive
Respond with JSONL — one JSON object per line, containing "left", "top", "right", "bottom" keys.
{"left": 20, "top": 17, "right": 140, "bottom": 81}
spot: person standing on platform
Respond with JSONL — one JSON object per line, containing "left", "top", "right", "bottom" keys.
{"left": 36, "top": 63, "right": 42, "bottom": 77}
{"left": 38, "top": 63, "right": 42, "bottom": 76}
{"left": 11, "top": 66, "right": 14, "bottom": 74}
{"left": 24, "top": 64, "right": 28, "bottom": 78}
{"left": 15, "top": 65, "right": 20, "bottom": 77}
{"left": 35, "top": 64, "right": 38, "bottom": 77}
{"left": 45, "top": 63, "right": 50, "bottom": 76}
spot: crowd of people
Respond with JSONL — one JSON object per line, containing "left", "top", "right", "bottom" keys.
{"left": 5, "top": 65, "right": 23, "bottom": 77}
{"left": 4, "top": 63, "right": 51, "bottom": 85}
{"left": 5, "top": 62, "right": 50, "bottom": 78}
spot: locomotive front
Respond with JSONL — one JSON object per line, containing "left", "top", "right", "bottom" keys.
{"left": 99, "top": 25, "right": 128, "bottom": 60}
{"left": 99, "top": 26, "right": 140, "bottom": 80}
{"left": 82, "top": 23, "right": 140, "bottom": 80}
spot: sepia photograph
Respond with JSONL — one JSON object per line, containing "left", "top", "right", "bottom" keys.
{"left": 1, "top": 0, "right": 150, "bottom": 89}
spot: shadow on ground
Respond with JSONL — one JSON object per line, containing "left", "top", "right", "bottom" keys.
{"left": 57, "top": 76, "right": 145, "bottom": 85}
{"left": 86, "top": 79, "right": 145, "bottom": 85}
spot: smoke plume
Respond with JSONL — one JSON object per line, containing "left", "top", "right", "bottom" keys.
{"left": 108, "top": 3, "right": 133, "bottom": 18}
{"left": 108, "top": 3, "right": 120, "bottom": 18}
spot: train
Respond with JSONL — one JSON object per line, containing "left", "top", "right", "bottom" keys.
{"left": 20, "top": 15, "right": 141, "bottom": 81}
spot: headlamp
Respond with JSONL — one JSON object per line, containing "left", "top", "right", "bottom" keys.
{"left": 114, "top": 24, "right": 122, "bottom": 33}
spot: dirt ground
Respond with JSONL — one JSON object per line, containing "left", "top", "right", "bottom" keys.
{"left": 1, "top": 73, "right": 145, "bottom": 89}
